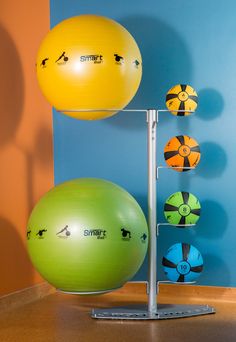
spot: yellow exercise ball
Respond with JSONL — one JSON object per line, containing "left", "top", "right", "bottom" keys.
{"left": 36, "top": 15, "right": 142, "bottom": 120}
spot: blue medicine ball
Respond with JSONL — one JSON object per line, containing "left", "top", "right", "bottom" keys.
{"left": 162, "top": 243, "right": 203, "bottom": 283}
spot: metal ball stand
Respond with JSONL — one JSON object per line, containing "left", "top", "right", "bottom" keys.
{"left": 59, "top": 108, "right": 216, "bottom": 320}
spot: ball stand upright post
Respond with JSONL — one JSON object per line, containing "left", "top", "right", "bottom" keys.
{"left": 90, "top": 108, "right": 215, "bottom": 320}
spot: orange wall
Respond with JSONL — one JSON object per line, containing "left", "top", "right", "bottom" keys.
{"left": 0, "top": 1, "right": 53, "bottom": 296}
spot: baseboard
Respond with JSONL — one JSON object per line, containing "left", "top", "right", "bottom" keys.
{"left": 0, "top": 282, "right": 55, "bottom": 312}
{"left": 117, "top": 281, "right": 236, "bottom": 303}
{"left": 1, "top": 281, "right": 235, "bottom": 313}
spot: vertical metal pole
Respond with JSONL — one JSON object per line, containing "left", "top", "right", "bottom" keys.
{"left": 147, "top": 109, "right": 158, "bottom": 315}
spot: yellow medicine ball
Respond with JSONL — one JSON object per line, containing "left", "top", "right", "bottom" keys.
{"left": 166, "top": 84, "right": 198, "bottom": 116}
{"left": 36, "top": 15, "right": 142, "bottom": 120}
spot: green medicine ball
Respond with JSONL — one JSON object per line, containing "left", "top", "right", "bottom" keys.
{"left": 164, "top": 191, "right": 201, "bottom": 226}
{"left": 27, "top": 178, "right": 148, "bottom": 294}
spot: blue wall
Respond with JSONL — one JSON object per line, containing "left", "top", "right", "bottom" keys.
{"left": 50, "top": 0, "right": 236, "bottom": 286}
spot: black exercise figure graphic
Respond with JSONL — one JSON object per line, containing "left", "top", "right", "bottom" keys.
{"left": 121, "top": 228, "right": 131, "bottom": 239}
{"left": 114, "top": 54, "right": 124, "bottom": 62}
{"left": 55, "top": 52, "right": 69, "bottom": 63}
{"left": 36, "top": 229, "right": 47, "bottom": 237}
{"left": 141, "top": 233, "right": 147, "bottom": 242}
{"left": 41, "top": 58, "right": 49, "bottom": 67}
{"left": 56, "top": 225, "right": 71, "bottom": 236}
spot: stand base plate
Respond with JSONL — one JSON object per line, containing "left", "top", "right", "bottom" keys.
{"left": 91, "top": 304, "right": 215, "bottom": 320}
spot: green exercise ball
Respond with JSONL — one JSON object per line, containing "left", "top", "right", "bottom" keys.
{"left": 27, "top": 178, "right": 148, "bottom": 294}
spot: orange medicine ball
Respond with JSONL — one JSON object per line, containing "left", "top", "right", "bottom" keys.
{"left": 36, "top": 15, "right": 142, "bottom": 120}
{"left": 164, "top": 135, "right": 201, "bottom": 172}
